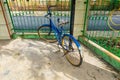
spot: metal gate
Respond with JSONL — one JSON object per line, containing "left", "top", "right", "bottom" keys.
{"left": 85, "top": 0, "right": 120, "bottom": 57}
{"left": 80, "top": 0, "right": 120, "bottom": 71}
{"left": 5, "top": 0, "right": 72, "bottom": 33}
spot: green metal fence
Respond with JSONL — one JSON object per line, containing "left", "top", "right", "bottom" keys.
{"left": 5, "top": 0, "right": 72, "bottom": 34}
{"left": 80, "top": 0, "right": 120, "bottom": 71}
{"left": 86, "top": 0, "right": 120, "bottom": 57}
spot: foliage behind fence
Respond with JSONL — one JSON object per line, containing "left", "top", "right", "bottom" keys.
{"left": 86, "top": 0, "right": 120, "bottom": 57}
{"left": 6, "top": 0, "right": 71, "bottom": 33}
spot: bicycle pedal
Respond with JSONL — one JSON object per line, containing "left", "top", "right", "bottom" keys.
{"left": 62, "top": 51, "right": 69, "bottom": 57}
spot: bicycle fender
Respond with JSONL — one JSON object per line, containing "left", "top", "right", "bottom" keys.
{"left": 40, "top": 24, "right": 50, "bottom": 27}
{"left": 63, "top": 34, "right": 81, "bottom": 50}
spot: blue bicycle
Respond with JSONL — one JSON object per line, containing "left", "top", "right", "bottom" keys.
{"left": 38, "top": 6, "right": 83, "bottom": 66}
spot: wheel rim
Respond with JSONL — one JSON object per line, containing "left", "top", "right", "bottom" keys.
{"left": 38, "top": 26, "right": 50, "bottom": 40}
{"left": 38, "top": 26, "right": 57, "bottom": 43}
{"left": 62, "top": 36, "right": 82, "bottom": 66}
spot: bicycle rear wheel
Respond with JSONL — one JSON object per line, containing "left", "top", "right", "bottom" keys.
{"left": 38, "top": 26, "right": 57, "bottom": 43}
{"left": 62, "top": 35, "right": 83, "bottom": 66}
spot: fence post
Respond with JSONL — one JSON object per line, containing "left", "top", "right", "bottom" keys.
{"left": 73, "top": 0, "right": 88, "bottom": 38}
{"left": 83, "top": 0, "right": 89, "bottom": 36}
{"left": 70, "top": 0, "right": 75, "bottom": 35}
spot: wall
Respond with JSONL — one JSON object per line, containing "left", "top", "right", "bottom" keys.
{"left": 0, "top": 1, "right": 10, "bottom": 39}
{"left": 73, "top": 0, "right": 86, "bottom": 38}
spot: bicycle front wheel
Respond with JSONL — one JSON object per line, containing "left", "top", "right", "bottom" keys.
{"left": 62, "top": 35, "right": 83, "bottom": 66}
{"left": 38, "top": 26, "right": 57, "bottom": 43}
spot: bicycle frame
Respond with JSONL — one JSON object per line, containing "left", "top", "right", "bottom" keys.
{"left": 38, "top": 6, "right": 83, "bottom": 66}
{"left": 41, "top": 18, "right": 64, "bottom": 45}
{"left": 40, "top": 6, "right": 81, "bottom": 50}
{"left": 41, "top": 18, "right": 81, "bottom": 50}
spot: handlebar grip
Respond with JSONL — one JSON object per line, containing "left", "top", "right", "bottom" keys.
{"left": 48, "top": 5, "right": 57, "bottom": 8}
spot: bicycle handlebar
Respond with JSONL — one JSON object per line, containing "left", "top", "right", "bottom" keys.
{"left": 46, "top": 5, "right": 57, "bottom": 17}
{"left": 44, "top": 5, "right": 69, "bottom": 26}
{"left": 47, "top": 5, "right": 57, "bottom": 10}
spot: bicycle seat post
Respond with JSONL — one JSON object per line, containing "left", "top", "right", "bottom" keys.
{"left": 48, "top": 7, "right": 51, "bottom": 17}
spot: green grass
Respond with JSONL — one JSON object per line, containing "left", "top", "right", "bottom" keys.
{"left": 90, "top": 37, "right": 120, "bottom": 58}
{"left": 78, "top": 36, "right": 120, "bottom": 71}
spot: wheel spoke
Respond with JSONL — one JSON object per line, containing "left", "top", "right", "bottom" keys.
{"left": 38, "top": 26, "right": 57, "bottom": 43}
{"left": 62, "top": 35, "right": 82, "bottom": 66}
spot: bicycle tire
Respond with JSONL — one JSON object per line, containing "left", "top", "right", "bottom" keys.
{"left": 61, "top": 35, "right": 83, "bottom": 66}
{"left": 38, "top": 26, "right": 57, "bottom": 43}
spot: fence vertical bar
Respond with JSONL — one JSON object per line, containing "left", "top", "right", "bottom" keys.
{"left": 5, "top": 0, "right": 15, "bottom": 31}
{"left": 70, "top": 0, "right": 76, "bottom": 35}
{"left": 83, "top": 0, "right": 89, "bottom": 36}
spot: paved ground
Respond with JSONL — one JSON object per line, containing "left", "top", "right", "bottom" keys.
{"left": 0, "top": 38, "right": 120, "bottom": 80}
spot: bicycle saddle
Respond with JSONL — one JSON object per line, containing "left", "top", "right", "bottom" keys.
{"left": 58, "top": 20, "right": 69, "bottom": 26}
